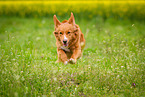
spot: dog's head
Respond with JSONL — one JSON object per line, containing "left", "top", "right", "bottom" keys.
{"left": 53, "top": 13, "right": 79, "bottom": 48}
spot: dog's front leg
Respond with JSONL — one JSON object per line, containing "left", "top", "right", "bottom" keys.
{"left": 69, "top": 49, "right": 81, "bottom": 64}
{"left": 56, "top": 49, "right": 68, "bottom": 64}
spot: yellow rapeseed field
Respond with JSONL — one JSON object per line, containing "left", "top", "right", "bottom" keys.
{"left": 0, "top": 0, "right": 145, "bottom": 20}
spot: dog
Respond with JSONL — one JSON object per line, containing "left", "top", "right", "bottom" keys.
{"left": 53, "top": 12, "right": 85, "bottom": 64}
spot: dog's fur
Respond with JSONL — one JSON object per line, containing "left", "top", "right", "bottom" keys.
{"left": 53, "top": 13, "right": 85, "bottom": 64}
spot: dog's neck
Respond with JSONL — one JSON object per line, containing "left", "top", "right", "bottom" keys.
{"left": 60, "top": 46, "right": 70, "bottom": 52}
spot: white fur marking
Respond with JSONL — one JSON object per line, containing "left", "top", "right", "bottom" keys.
{"left": 64, "top": 35, "right": 68, "bottom": 40}
{"left": 80, "top": 42, "right": 84, "bottom": 46}
{"left": 60, "top": 46, "right": 70, "bottom": 52}
{"left": 64, "top": 61, "right": 68, "bottom": 65}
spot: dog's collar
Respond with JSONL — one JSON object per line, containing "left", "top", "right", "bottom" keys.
{"left": 60, "top": 46, "right": 70, "bottom": 52}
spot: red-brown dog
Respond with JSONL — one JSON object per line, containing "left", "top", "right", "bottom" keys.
{"left": 53, "top": 13, "right": 85, "bottom": 64}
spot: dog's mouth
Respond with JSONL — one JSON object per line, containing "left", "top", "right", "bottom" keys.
{"left": 63, "top": 40, "right": 70, "bottom": 47}
{"left": 63, "top": 43, "right": 68, "bottom": 47}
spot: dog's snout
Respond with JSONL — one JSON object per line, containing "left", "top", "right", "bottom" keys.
{"left": 63, "top": 39, "right": 67, "bottom": 43}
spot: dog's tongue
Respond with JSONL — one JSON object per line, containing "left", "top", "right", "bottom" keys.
{"left": 63, "top": 43, "right": 67, "bottom": 47}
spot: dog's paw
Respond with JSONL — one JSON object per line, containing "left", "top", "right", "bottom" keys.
{"left": 68, "top": 58, "right": 76, "bottom": 64}
{"left": 64, "top": 61, "right": 68, "bottom": 65}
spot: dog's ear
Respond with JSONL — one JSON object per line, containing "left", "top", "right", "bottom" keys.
{"left": 53, "top": 15, "right": 61, "bottom": 29}
{"left": 68, "top": 12, "right": 75, "bottom": 25}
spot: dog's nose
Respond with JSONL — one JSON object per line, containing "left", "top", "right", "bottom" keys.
{"left": 63, "top": 39, "right": 67, "bottom": 44}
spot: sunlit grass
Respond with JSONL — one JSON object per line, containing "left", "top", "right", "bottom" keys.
{"left": 0, "top": 16, "right": 145, "bottom": 96}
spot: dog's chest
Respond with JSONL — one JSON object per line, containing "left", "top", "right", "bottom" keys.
{"left": 60, "top": 46, "right": 74, "bottom": 58}
{"left": 60, "top": 46, "right": 70, "bottom": 52}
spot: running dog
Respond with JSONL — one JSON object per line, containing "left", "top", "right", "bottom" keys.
{"left": 53, "top": 12, "right": 85, "bottom": 64}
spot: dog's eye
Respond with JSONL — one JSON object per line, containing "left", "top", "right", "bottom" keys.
{"left": 68, "top": 32, "right": 70, "bottom": 34}
{"left": 60, "top": 32, "right": 62, "bottom": 34}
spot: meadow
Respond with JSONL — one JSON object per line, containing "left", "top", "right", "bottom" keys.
{"left": 0, "top": 0, "right": 145, "bottom": 97}
{"left": 1, "top": 16, "right": 145, "bottom": 97}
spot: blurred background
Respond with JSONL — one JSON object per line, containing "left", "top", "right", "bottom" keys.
{"left": 0, "top": 0, "right": 145, "bottom": 20}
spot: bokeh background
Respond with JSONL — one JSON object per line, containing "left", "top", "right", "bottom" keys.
{"left": 0, "top": 0, "right": 145, "bottom": 20}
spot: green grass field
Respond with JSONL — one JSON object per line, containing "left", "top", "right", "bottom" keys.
{"left": 0, "top": 16, "right": 145, "bottom": 96}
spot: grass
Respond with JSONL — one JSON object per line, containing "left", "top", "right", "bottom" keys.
{"left": 0, "top": 16, "right": 145, "bottom": 97}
